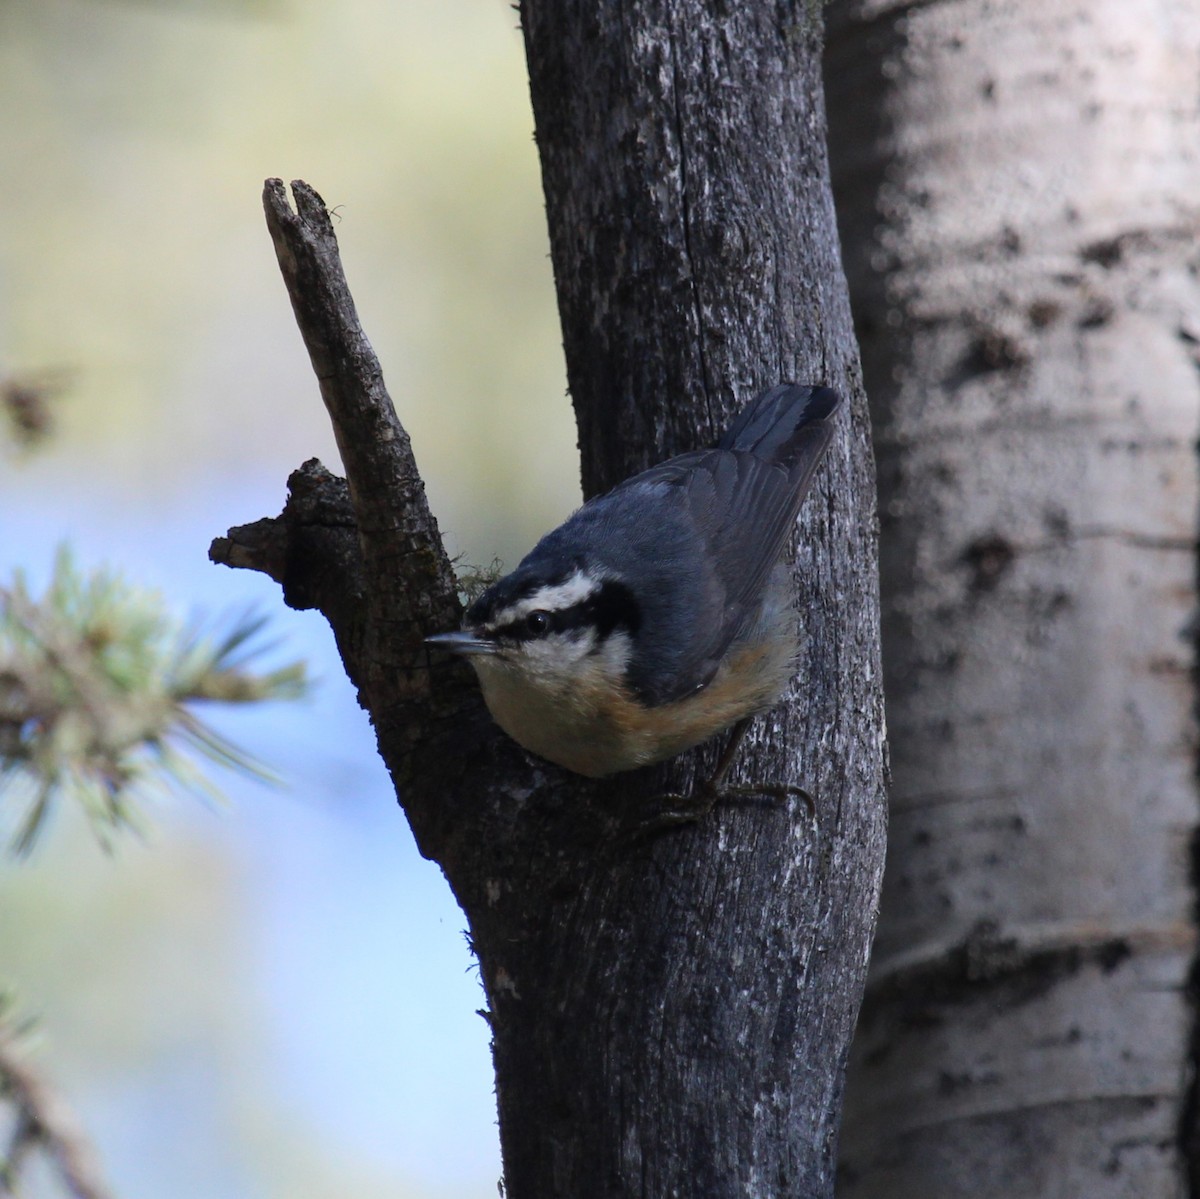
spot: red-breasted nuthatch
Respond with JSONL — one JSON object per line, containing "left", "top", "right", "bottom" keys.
{"left": 426, "top": 383, "right": 841, "bottom": 778}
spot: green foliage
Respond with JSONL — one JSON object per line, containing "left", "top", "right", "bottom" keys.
{"left": 0, "top": 548, "right": 305, "bottom": 854}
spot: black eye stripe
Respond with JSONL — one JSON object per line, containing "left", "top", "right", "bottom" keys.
{"left": 492, "top": 605, "right": 585, "bottom": 643}
{"left": 491, "top": 581, "right": 641, "bottom": 644}
{"left": 589, "top": 579, "right": 642, "bottom": 638}
{"left": 465, "top": 559, "right": 587, "bottom": 626}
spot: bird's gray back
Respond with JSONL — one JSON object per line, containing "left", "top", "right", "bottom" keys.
{"left": 506, "top": 384, "right": 841, "bottom": 706}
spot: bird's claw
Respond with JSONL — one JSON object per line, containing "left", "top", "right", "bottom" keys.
{"left": 618, "top": 781, "right": 813, "bottom": 844}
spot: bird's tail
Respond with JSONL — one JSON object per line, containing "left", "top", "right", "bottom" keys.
{"left": 719, "top": 383, "right": 842, "bottom": 463}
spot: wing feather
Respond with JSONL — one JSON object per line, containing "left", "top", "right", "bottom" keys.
{"left": 603, "top": 385, "right": 841, "bottom": 702}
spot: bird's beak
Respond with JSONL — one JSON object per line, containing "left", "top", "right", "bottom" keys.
{"left": 424, "top": 630, "right": 498, "bottom": 657}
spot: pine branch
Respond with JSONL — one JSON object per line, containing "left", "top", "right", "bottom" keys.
{"left": 0, "top": 1025, "right": 114, "bottom": 1199}
{"left": 0, "top": 548, "right": 306, "bottom": 852}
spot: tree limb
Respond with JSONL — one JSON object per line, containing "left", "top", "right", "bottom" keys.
{"left": 211, "top": 182, "right": 570, "bottom": 875}
{"left": 260, "top": 180, "right": 465, "bottom": 711}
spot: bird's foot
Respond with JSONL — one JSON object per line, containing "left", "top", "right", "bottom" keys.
{"left": 619, "top": 780, "right": 813, "bottom": 844}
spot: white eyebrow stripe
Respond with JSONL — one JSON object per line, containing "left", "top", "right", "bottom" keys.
{"left": 488, "top": 570, "right": 602, "bottom": 627}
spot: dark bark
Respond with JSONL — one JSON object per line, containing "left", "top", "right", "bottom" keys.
{"left": 211, "top": 4, "right": 886, "bottom": 1195}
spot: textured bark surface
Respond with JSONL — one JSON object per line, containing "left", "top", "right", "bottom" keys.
{"left": 513, "top": 5, "right": 885, "bottom": 1194}
{"left": 828, "top": 2, "right": 1200, "bottom": 1195}
{"left": 212, "top": 4, "right": 887, "bottom": 1195}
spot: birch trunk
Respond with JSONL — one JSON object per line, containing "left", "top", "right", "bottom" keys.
{"left": 828, "top": 1, "right": 1200, "bottom": 1194}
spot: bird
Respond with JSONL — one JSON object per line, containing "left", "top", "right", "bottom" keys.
{"left": 425, "top": 382, "right": 842, "bottom": 784}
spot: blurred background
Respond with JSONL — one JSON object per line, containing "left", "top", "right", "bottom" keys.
{"left": 0, "top": 0, "right": 580, "bottom": 1195}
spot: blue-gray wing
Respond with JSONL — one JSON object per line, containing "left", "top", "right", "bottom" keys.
{"left": 605, "top": 384, "right": 841, "bottom": 702}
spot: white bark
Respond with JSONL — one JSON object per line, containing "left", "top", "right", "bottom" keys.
{"left": 828, "top": 1, "right": 1200, "bottom": 1194}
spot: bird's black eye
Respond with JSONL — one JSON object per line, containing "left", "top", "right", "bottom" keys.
{"left": 525, "top": 610, "right": 551, "bottom": 636}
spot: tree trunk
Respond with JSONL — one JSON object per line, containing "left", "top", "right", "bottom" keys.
{"left": 504, "top": 6, "right": 885, "bottom": 1193}
{"left": 828, "top": 1, "right": 1200, "bottom": 1195}
{"left": 213, "top": 3, "right": 887, "bottom": 1195}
